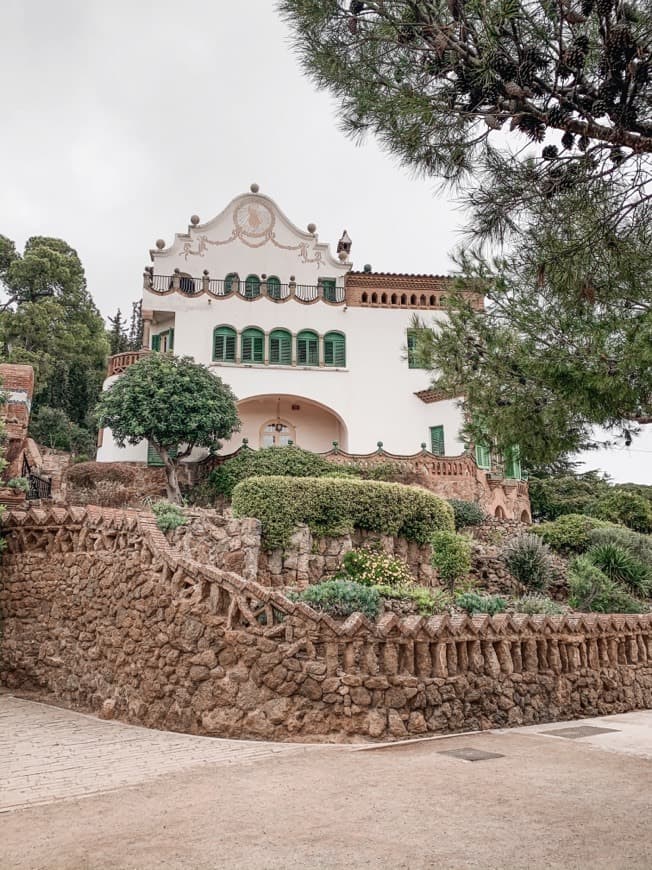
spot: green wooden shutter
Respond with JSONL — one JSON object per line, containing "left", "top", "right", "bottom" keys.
{"left": 224, "top": 273, "right": 238, "bottom": 294}
{"left": 430, "top": 425, "right": 445, "bottom": 456}
{"left": 269, "top": 330, "right": 292, "bottom": 365}
{"left": 407, "top": 330, "right": 418, "bottom": 368}
{"left": 168, "top": 328, "right": 174, "bottom": 351}
{"left": 504, "top": 446, "right": 522, "bottom": 480}
{"left": 241, "top": 328, "right": 264, "bottom": 363}
{"left": 321, "top": 279, "right": 337, "bottom": 302}
{"left": 147, "top": 442, "right": 178, "bottom": 467}
{"left": 244, "top": 275, "right": 261, "bottom": 298}
{"left": 324, "top": 332, "right": 346, "bottom": 367}
{"left": 267, "top": 276, "right": 281, "bottom": 300}
{"left": 151, "top": 333, "right": 161, "bottom": 352}
{"left": 475, "top": 443, "right": 492, "bottom": 470}
{"left": 213, "top": 327, "right": 236, "bottom": 362}
{"left": 297, "top": 331, "right": 319, "bottom": 366}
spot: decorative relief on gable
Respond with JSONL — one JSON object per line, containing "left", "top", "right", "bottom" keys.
{"left": 179, "top": 197, "right": 324, "bottom": 267}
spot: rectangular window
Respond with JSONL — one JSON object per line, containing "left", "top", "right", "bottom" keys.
{"left": 475, "top": 443, "right": 492, "bottom": 470}
{"left": 430, "top": 425, "right": 445, "bottom": 456}
{"left": 151, "top": 333, "right": 161, "bottom": 352}
{"left": 270, "top": 333, "right": 292, "bottom": 365}
{"left": 321, "top": 279, "right": 337, "bottom": 303}
{"left": 406, "top": 329, "right": 425, "bottom": 369}
{"left": 241, "top": 333, "right": 264, "bottom": 363}
{"left": 214, "top": 332, "right": 236, "bottom": 362}
{"left": 504, "top": 446, "right": 522, "bottom": 480}
{"left": 298, "top": 336, "right": 319, "bottom": 366}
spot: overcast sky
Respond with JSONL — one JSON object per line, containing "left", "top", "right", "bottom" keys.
{"left": 1, "top": 0, "right": 649, "bottom": 483}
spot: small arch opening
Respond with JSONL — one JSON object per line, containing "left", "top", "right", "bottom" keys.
{"left": 429, "top": 294, "right": 436, "bottom": 306}
{"left": 371, "top": 292, "right": 378, "bottom": 304}
{"left": 400, "top": 293, "right": 407, "bottom": 305}
{"left": 391, "top": 293, "right": 397, "bottom": 305}
{"left": 494, "top": 506, "right": 506, "bottom": 519}
{"left": 410, "top": 294, "right": 417, "bottom": 305}
{"left": 361, "top": 292, "right": 368, "bottom": 304}
{"left": 381, "top": 292, "right": 387, "bottom": 304}
{"left": 520, "top": 510, "right": 531, "bottom": 524}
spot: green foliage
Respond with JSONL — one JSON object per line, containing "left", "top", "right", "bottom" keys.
{"left": 280, "top": 2, "right": 652, "bottom": 463}
{"left": 528, "top": 471, "right": 610, "bottom": 521}
{"left": 208, "top": 446, "right": 401, "bottom": 499}
{"left": 587, "top": 526, "right": 652, "bottom": 570}
{"left": 339, "top": 549, "right": 414, "bottom": 588}
{"left": 511, "top": 595, "right": 566, "bottom": 616}
{"left": 95, "top": 354, "right": 239, "bottom": 503}
{"left": 568, "top": 556, "right": 644, "bottom": 614}
{"left": 232, "top": 475, "right": 454, "bottom": 551}
{"left": 533, "top": 514, "right": 609, "bottom": 555}
{"left": 151, "top": 500, "right": 187, "bottom": 533}
{"left": 430, "top": 531, "right": 473, "bottom": 589}
{"left": 448, "top": 499, "right": 486, "bottom": 530}
{"left": 586, "top": 544, "right": 650, "bottom": 597}
{"left": 455, "top": 591, "right": 507, "bottom": 617}
{"left": 0, "top": 236, "right": 109, "bottom": 435}
{"left": 296, "top": 580, "right": 380, "bottom": 621}
{"left": 590, "top": 490, "right": 652, "bottom": 534}
{"left": 375, "top": 584, "right": 452, "bottom": 616}
{"left": 6, "top": 477, "right": 29, "bottom": 493}
{"left": 501, "top": 533, "right": 554, "bottom": 591}
{"left": 29, "top": 406, "right": 96, "bottom": 456}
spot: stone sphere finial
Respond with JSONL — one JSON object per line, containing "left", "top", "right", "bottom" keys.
{"left": 250, "top": 183, "right": 260, "bottom": 193}
{"left": 377, "top": 441, "right": 384, "bottom": 450}
{"left": 338, "top": 250, "right": 348, "bottom": 261}
{"left": 363, "top": 263, "right": 372, "bottom": 273}
{"left": 421, "top": 442, "right": 427, "bottom": 451}
{"left": 155, "top": 239, "right": 165, "bottom": 250}
{"left": 307, "top": 222, "right": 317, "bottom": 234}
{"left": 190, "top": 215, "right": 200, "bottom": 226}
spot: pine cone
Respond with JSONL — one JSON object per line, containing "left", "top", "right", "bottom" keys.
{"left": 547, "top": 105, "right": 569, "bottom": 126}
{"left": 578, "top": 135, "right": 590, "bottom": 151}
{"left": 542, "top": 145, "right": 559, "bottom": 159}
{"left": 561, "top": 130, "right": 575, "bottom": 149}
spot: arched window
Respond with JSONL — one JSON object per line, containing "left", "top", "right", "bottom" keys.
{"left": 244, "top": 274, "right": 261, "bottom": 299}
{"left": 267, "top": 276, "right": 281, "bottom": 300}
{"left": 400, "top": 293, "right": 407, "bottom": 305}
{"left": 419, "top": 294, "right": 426, "bottom": 306}
{"left": 371, "top": 292, "right": 378, "bottom": 304}
{"left": 430, "top": 295, "right": 436, "bottom": 306}
{"left": 381, "top": 292, "right": 387, "bottom": 305}
{"left": 324, "top": 331, "right": 346, "bottom": 367}
{"left": 320, "top": 278, "right": 337, "bottom": 303}
{"left": 410, "top": 294, "right": 417, "bottom": 305}
{"left": 260, "top": 420, "right": 296, "bottom": 448}
{"left": 213, "top": 326, "right": 237, "bottom": 363}
{"left": 297, "top": 330, "right": 319, "bottom": 366}
{"left": 269, "top": 329, "right": 292, "bottom": 365}
{"left": 241, "top": 327, "right": 265, "bottom": 363}
{"left": 361, "top": 292, "right": 368, "bottom": 304}
{"left": 224, "top": 273, "right": 239, "bottom": 294}
{"left": 391, "top": 294, "right": 397, "bottom": 305}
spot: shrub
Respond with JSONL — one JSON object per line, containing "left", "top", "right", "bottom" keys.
{"left": 339, "top": 549, "right": 414, "bottom": 588}
{"left": 455, "top": 591, "right": 507, "bottom": 616}
{"left": 533, "top": 513, "right": 609, "bottom": 554}
{"left": 587, "top": 525, "right": 652, "bottom": 568}
{"left": 151, "top": 500, "right": 187, "bottom": 532}
{"left": 6, "top": 477, "right": 29, "bottom": 493}
{"left": 297, "top": 580, "right": 380, "bottom": 620}
{"left": 590, "top": 490, "right": 652, "bottom": 534}
{"left": 501, "top": 533, "right": 554, "bottom": 590}
{"left": 568, "top": 556, "right": 643, "bottom": 614}
{"left": 447, "top": 499, "right": 486, "bottom": 530}
{"left": 430, "top": 531, "right": 473, "bottom": 589}
{"left": 527, "top": 472, "right": 608, "bottom": 521}
{"left": 232, "top": 476, "right": 454, "bottom": 550}
{"left": 586, "top": 543, "right": 650, "bottom": 597}
{"left": 511, "top": 595, "right": 566, "bottom": 615}
{"left": 375, "top": 584, "right": 452, "bottom": 615}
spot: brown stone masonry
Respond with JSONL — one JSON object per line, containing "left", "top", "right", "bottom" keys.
{"left": 1, "top": 506, "right": 650, "bottom": 741}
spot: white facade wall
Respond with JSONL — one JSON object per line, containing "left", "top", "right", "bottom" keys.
{"left": 98, "top": 190, "right": 466, "bottom": 462}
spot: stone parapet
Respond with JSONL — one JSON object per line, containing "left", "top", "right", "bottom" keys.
{"left": 1, "top": 505, "right": 650, "bottom": 742}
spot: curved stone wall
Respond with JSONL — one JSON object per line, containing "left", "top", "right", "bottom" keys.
{"left": 1, "top": 506, "right": 650, "bottom": 741}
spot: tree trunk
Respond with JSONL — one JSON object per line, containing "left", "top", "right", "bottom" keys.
{"left": 159, "top": 447, "right": 183, "bottom": 504}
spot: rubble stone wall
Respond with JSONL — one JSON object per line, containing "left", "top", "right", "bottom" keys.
{"left": 1, "top": 507, "right": 650, "bottom": 742}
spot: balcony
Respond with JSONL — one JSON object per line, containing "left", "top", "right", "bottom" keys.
{"left": 107, "top": 350, "right": 150, "bottom": 377}
{"left": 143, "top": 271, "right": 345, "bottom": 305}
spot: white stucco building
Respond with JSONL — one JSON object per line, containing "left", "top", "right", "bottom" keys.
{"left": 98, "top": 184, "right": 488, "bottom": 467}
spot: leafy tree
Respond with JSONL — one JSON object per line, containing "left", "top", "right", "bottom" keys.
{"left": 0, "top": 236, "right": 109, "bottom": 437}
{"left": 528, "top": 470, "right": 610, "bottom": 520}
{"left": 29, "top": 406, "right": 96, "bottom": 458}
{"left": 127, "top": 300, "right": 144, "bottom": 350}
{"left": 95, "top": 354, "right": 240, "bottom": 503}
{"left": 108, "top": 309, "right": 130, "bottom": 355}
{"left": 281, "top": 1, "right": 652, "bottom": 461}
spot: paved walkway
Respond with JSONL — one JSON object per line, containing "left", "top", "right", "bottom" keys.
{"left": 0, "top": 695, "right": 309, "bottom": 813}
{"left": 1, "top": 695, "right": 651, "bottom": 869}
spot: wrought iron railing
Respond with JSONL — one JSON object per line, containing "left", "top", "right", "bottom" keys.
{"left": 22, "top": 456, "right": 52, "bottom": 500}
{"left": 145, "top": 272, "right": 345, "bottom": 304}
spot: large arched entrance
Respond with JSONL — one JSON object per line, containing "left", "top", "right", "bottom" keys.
{"left": 224, "top": 394, "right": 349, "bottom": 453}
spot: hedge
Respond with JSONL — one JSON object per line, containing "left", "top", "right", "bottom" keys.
{"left": 232, "top": 475, "right": 454, "bottom": 550}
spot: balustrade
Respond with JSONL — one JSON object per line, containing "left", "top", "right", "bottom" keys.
{"left": 144, "top": 272, "right": 345, "bottom": 304}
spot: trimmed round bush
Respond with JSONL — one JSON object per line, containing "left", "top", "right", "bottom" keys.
{"left": 232, "top": 476, "right": 454, "bottom": 550}
{"left": 533, "top": 513, "right": 609, "bottom": 554}
{"left": 501, "top": 533, "right": 554, "bottom": 590}
{"left": 297, "top": 580, "right": 380, "bottom": 620}
{"left": 430, "top": 531, "right": 473, "bottom": 589}
{"left": 447, "top": 499, "right": 486, "bottom": 530}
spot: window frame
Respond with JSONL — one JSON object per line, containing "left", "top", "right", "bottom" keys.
{"left": 269, "top": 328, "right": 292, "bottom": 365}
{"left": 244, "top": 274, "right": 261, "bottom": 299}
{"left": 323, "top": 331, "right": 346, "bottom": 367}
{"left": 296, "top": 329, "right": 319, "bottom": 367}
{"left": 429, "top": 425, "right": 445, "bottom": 456}
{"left": 213, "top": 325, "right": 237, "bottom": 363}
{"left": 241, "top": 327, "right": 265, "bottom": 364}
{"left": 475, "top": 442, "right": 492, "bottom": 470}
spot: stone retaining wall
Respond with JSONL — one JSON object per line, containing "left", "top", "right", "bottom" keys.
{"left": 1, "top": 506, "right": 650, "bottom": 742}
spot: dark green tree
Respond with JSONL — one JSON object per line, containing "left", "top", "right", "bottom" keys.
{"left": 95, "top": 354, "right": 240, "bottom": 503}
{"left": 0, "top": 236, "right": 109, "bottom": 442}
{"left": 280, "top": 1, "right": 652, "bottom": 461}
{"left": 108, "top": 308, "right": 130, "bottom": 355}
{"left": 127, "top": 300, "right": 144, "bottom": 350}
